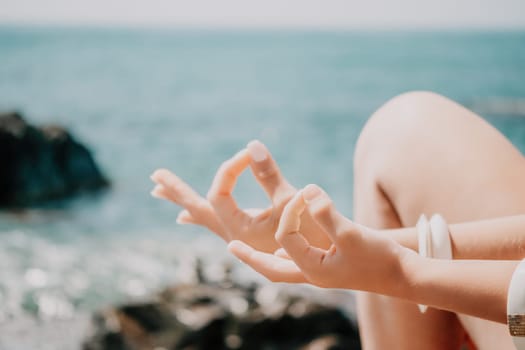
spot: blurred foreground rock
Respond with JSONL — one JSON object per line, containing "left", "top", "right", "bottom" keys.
{"left": 0, "top": 111, "right": 109, "bottom": 207}
{"left": 83, "top": 266, "right": 361, "bottom": 350}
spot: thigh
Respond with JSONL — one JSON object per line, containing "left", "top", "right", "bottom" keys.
{"left": 354, "top": 167, "right": 465, "bottom": 350}
{"left": 360, "top": 91, "right": 525, "bottom": 226}
{"left": 354, "top": 91, "right": 525, "bottom": 349}
{"left": 458, "top": 315, "right": 513, "bottom": 350}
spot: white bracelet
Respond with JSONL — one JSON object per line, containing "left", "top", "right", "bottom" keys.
{"left": 417, "top": 214, "right": 453, "bottom": 313}
{"left": 429, "top": 214, "right": 453, "bottom": 260}
{"left": 507, "top": 258, "right": 525, "bottom": 349}
{"left": 417, "top": 214, "right": 431, "bottom": 313}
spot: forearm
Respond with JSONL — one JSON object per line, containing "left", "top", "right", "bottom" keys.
{"left": 385, "top": 215, "right": 525, "bottom": 260}
{"left": 396, "top": 250, "right": 517, "bottom": 323}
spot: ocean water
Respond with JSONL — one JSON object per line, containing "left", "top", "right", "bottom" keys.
{"left": 1, "top": 26, "right": 525, "bottom": 348}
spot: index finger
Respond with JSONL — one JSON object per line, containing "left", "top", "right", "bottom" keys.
{"left": 151, "top": 169, "right": 204, "bottom": 208}
{"left": 303, "top": 184, "right": 354, "bottom": 245}
{"left": 207, "top": 149, "right": 251, "bottom": 223}
{"left": 275, "top": 191, "right": 327, "bottom": 273}
{"left": 228, "top": 240, "right": 306, "bottom": 283}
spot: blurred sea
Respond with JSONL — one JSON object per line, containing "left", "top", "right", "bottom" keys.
{"left": 1, "top": 26, "right": 525, "bottom": 348}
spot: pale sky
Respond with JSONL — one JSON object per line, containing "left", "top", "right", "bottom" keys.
{"left": 0, "top": 0, "right": 524, "bottom": 29}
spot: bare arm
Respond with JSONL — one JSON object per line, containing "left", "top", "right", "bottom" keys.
{"left": 402, "top": 252, "right": 517, "bottom": 323}
{"left": 229, "top": 185, "right": 520, "bottom": 324}
{"left": 386, "top": 215, "right": 525, "bottom": 260}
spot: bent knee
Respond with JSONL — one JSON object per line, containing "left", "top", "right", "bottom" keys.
{"left": 354, "top": 89, "right": 516, "bottom": 174}
{"left": 353, "top": 90, "right": 525, "bottom": 224}
{"left": 352, "top": 91, "right": 452, "bottom": 224}
{"left": 354, "top": 91, "right": 457, "bottom": 172}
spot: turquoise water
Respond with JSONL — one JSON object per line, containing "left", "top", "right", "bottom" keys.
{"left": 1, "top": 26, "right": 525, "bottom": 347}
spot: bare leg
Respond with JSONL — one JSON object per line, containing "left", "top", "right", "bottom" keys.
{"left": 353, "top": 91, "right": 525, "bottom": 349}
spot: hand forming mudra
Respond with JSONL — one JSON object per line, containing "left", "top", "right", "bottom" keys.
{"left": 150, "top": 139, "right": 407, "bottom": 292}
{"left": 150, "top": 140, "right": 331, "bottom": 254}
{"left": 227, "top": 184, "right": 407, "bottom": 294}
{"left": 150, "top": 137, "right": 525, "bottom": 328}
{"left": 152, "top": 92, "right": 525, "bottom": 349}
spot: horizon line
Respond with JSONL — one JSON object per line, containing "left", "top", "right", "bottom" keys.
{"left": 1, "top": 19, "right": 525, "bottom": 32}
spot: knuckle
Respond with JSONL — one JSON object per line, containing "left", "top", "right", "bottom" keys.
{"left": 274, "top": 187, "right": 296, "bottom": 209}
{"left": 311, "top": 198, "right": 334, "bottom": 218}
{"left": 220, "top": 159, "right": 239, "bottom": 176}
{"left": 337, "top": 229, "right": 354, "bottom": 244}
{"left": 233, "top": 210, "right": 249, "bottom": 228}
{"left": 256, "top": 166, "right": 279, "bottom": 181}
{"left": 333, "top": 218, "right": 350, "bottom": 236}
{"left": 194, "top": 201, "right": 210, "bottom": 215}
{"left": 217, "top": 162, "right": 232, "bottom": 177}
{"left": 206, "top": 191, "right": 221, "bottom": 205}
{"left": 337, "top": 219, "right": 358, "bottom": 238}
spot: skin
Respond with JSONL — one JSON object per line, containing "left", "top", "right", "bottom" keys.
{"left": 386, "top": 215, "right": 525, "bottom": 260}
{"left": 351, "top": 91, "right": 525, "bottom": 350}
{"left": 151, "top": 91, "right": 525, "bottom": 349}
{"left": 226, "top": 185, "right": 518, "bottom": 325}
{"left": 228, "top": 184, "right": 410, "bottom": 294}
{"left": 150, "top": 140, "right": 332, "bottom": 253}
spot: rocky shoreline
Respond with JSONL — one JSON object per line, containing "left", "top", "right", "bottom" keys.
{"left": 83, "top": 262, "right": 361, "bottom": 350}
{"left": 1, "top": 112, "right": 361, "bottom": 349}
{"left": 0, "top": 111, "right": 109, "bottom": 207}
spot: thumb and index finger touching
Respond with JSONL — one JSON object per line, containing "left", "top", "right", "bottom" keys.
{"left": 163, "top": 140, "right": 292, "bottom": 235}
{"left": 228, "top": 184, "right": 339, "bottom": 283}
{"left": 206, "top": 139, "right": 294, "bottom": 227}
{"left": 151, "top": 140, "right": 291, "bottom": 225}
{"left": 234, "top": 184, "right": 355, "bottom": 281}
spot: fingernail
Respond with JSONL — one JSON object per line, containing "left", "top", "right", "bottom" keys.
{"left": 303, "top": 184, "right": 321, "bottom": 201}
{"left": 228, "top": 240, "right": 250, "bottom": 255}
{"left": 176, "top": 217, "right": 188, "bottom": 224}
{"left": 176, "top": 212, "right": 189, "bottom": 224}
{"left": 247, "top": 140, "right": 267, "bottom": 162}
{"left": 150, "top": 169, "right": 161, "bottom": 181}
{"left": 150, "top": 185, "right": 163, "bottom": 198}
{"left": 151, "top": 191, "right": 162, "bottom": 199}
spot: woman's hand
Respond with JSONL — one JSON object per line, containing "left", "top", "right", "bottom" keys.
{"left": 228, "top": 184, "right": 410, "bottom": 294}
{"left": 150, "top": 141, "right": 331, "bottom": 253}
{"left": 229, "top": 184, "right": 523, "bottom": 324}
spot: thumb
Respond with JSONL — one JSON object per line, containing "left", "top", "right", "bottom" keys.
{"left": 274, "top": 248, "right": 292, "bottom": 259}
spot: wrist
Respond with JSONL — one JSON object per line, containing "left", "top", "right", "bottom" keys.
{"left": 396, "top": 247, "right": 427, "bottom": 300}
{"left": 365, "top": 239, "right": 423, "bottom": 298}
{"left": 380, "top": 227, "right": 418, "bottom": 251}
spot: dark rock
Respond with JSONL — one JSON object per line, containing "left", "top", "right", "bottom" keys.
{"left": 119, "top": 303, "right": 179, "bottom": 332}
{"left": 239, "top": 308, "right": 360, "bottom": 350}
{"left": 176, "top": 317, "right": 229, "bottom": 350}
{"left": 0, "top": 111, "right": 109, "bottom": 207}
{"left": 83, "top": 269, "right": 361, "bottom": 350}
{"left": 83, "top": 332, "right": 129, "bottom": 350}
